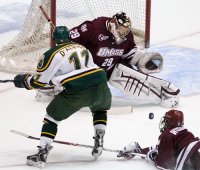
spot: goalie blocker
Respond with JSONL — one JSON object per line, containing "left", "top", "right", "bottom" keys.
{"left": 109, "top": 64, "right": 180, "bottom": 108}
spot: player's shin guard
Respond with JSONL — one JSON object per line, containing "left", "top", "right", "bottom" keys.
{"left": 92, "top": 111, "right": 107, "bottom": 160}
{"left": 40, "top": 118, "right": 58, "bottom": 147}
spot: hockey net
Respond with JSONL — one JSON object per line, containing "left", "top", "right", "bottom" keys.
{"left": 0, "top": 0, "right": 151, "bottom": 73}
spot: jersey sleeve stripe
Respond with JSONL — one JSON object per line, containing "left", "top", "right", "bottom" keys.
{"left": 60, "top": 68, "right": 104, "bottom": 84}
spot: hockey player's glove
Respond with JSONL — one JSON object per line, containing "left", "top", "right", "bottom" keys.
{"left": 14, "top": 74, "right": 33, "bottom": 90}
{"left": 117, "top": 141, "right": 142, "bottom": 160}
{"left": 146, "top": 149, "right": 158, "bottom": 165}
{"left": 130, "top": 50, "right": 163, "bottom": 74}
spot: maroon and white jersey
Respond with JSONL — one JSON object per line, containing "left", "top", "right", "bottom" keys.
{"left": 155, "top": 127, "right": 200, "bottom": 169}
{"left": 69, "top": 17, "right": 137, "bottom": 77}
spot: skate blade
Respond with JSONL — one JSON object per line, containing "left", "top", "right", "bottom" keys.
{"left": 26, "top": 159, "right": 45, "bottom": 168}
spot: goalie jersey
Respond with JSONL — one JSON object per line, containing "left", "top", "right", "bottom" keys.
{"left": 30, "top": 42, "right": 108, "bottom": 90}
{"left": 69, "top": 17, "right": 137, "bottom": 78}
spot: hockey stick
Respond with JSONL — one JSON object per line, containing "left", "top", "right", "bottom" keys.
{"left": 0, "top": 79, "right": 14, "bottom": 83}
{"left": 39, "top": 5, "right": 55, "bottom": 29}
{"left": 10, "top": 130, "right": 146, "bottom": 158}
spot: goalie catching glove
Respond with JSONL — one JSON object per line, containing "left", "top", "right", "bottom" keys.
{"left": 130, "top": 50, "right": 163, "bottom": 74}
{"left": 14, "top": 74, "right": 33, "bottom": 90}
{"left": 117, "top": 141, "right": 142, "bottom": 160}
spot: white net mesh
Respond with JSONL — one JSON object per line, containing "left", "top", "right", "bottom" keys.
{"left": 0, "top": 0, "right": 149, "bottom": 73}
{"left": 0, "top": 0, "right": 50, "bottom": 73}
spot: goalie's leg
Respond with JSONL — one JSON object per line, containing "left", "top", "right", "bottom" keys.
{"left": 109, "top": 64, "right": 180, "bottom": 108}
{"left": 160, "top": 84, "right": 180, "bottom": 108}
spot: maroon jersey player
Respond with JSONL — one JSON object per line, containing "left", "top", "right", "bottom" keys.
{"left": 69, "top": 12, "right": 160, "bottom": 78}
{"left": 117, "top": 109, "right": 200, "bottom": 170}
{"left": 68, "top": 12, "right": 180, "bottom": 108}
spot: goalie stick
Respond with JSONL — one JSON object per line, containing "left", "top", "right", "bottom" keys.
{"left": 10, "top": 130, "right": 146, "bottom": 158}
{"left": 39, "top": 5, "right": 56, "bottom": 47}
{"left": 39, "top": 5, "right": 55, "bottom": 29}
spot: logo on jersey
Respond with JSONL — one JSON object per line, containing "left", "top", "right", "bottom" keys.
{"left": 97, "top": 47, "right": 124, "bottom": 57}
{"left": 58, "top": 27, "right": 65, "bottom": 33}
{"left": 98, "top": 34, "right": 109, "bottom": 41}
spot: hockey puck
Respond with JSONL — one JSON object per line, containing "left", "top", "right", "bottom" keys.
{"left": 149, "top": 112, "right": 154, "bottom": 119}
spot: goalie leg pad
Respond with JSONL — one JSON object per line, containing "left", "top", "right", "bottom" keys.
{"left": 109, "top": 64, "right": 180, "bottom": 107}
{"left": 160, "top": 85, "right": 180, "bottom": 108}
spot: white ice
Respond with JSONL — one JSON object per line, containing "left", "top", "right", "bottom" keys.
{"left": 0, "top": 0, "right": 200, "bottom": 169}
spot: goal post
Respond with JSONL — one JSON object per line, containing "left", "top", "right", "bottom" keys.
{"left": 0, "top": 0, "right": 151, "bottom": 74}
{"left": 145, "top": 0, "right": 151, "bottom": 48}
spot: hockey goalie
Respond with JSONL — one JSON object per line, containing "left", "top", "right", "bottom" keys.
{"left": 36, "top": 12, "right": 180, "bottom": 108}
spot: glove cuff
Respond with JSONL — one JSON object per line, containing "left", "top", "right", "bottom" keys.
{"left": 23, "top": 74, "right": 33, "bottom": 90}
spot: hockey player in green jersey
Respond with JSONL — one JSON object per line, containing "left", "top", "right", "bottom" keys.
{"left": 13, "top": 26, "right": 112, "bottom": 168}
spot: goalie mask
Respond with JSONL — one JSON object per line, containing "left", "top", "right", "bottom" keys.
{"left": 53, "top": 26, "right": 70, "bottom": 45}
{"left": 108, "top": 12, "right": 132, "bottom": 44}
{"left": 159, "top": 109, "right": 184, "bottom": 132}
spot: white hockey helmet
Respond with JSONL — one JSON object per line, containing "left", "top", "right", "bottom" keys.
{"left": 108, "top": 12, "right": 132, "bottom": 44}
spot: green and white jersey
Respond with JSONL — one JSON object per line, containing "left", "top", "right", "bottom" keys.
{"left": 31, "top": 42, "right": 108, "bottom": 90}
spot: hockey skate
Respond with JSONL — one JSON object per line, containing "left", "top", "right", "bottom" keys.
{"left": 92, "top": 129, "right": 105, "bottom": 160}
{"left": 26, "top": 144, "right": 53, "bottom": 168}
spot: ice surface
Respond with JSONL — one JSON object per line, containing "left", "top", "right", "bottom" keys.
{"left": 0, "top": 0, "right": 200, "bottom": 169}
